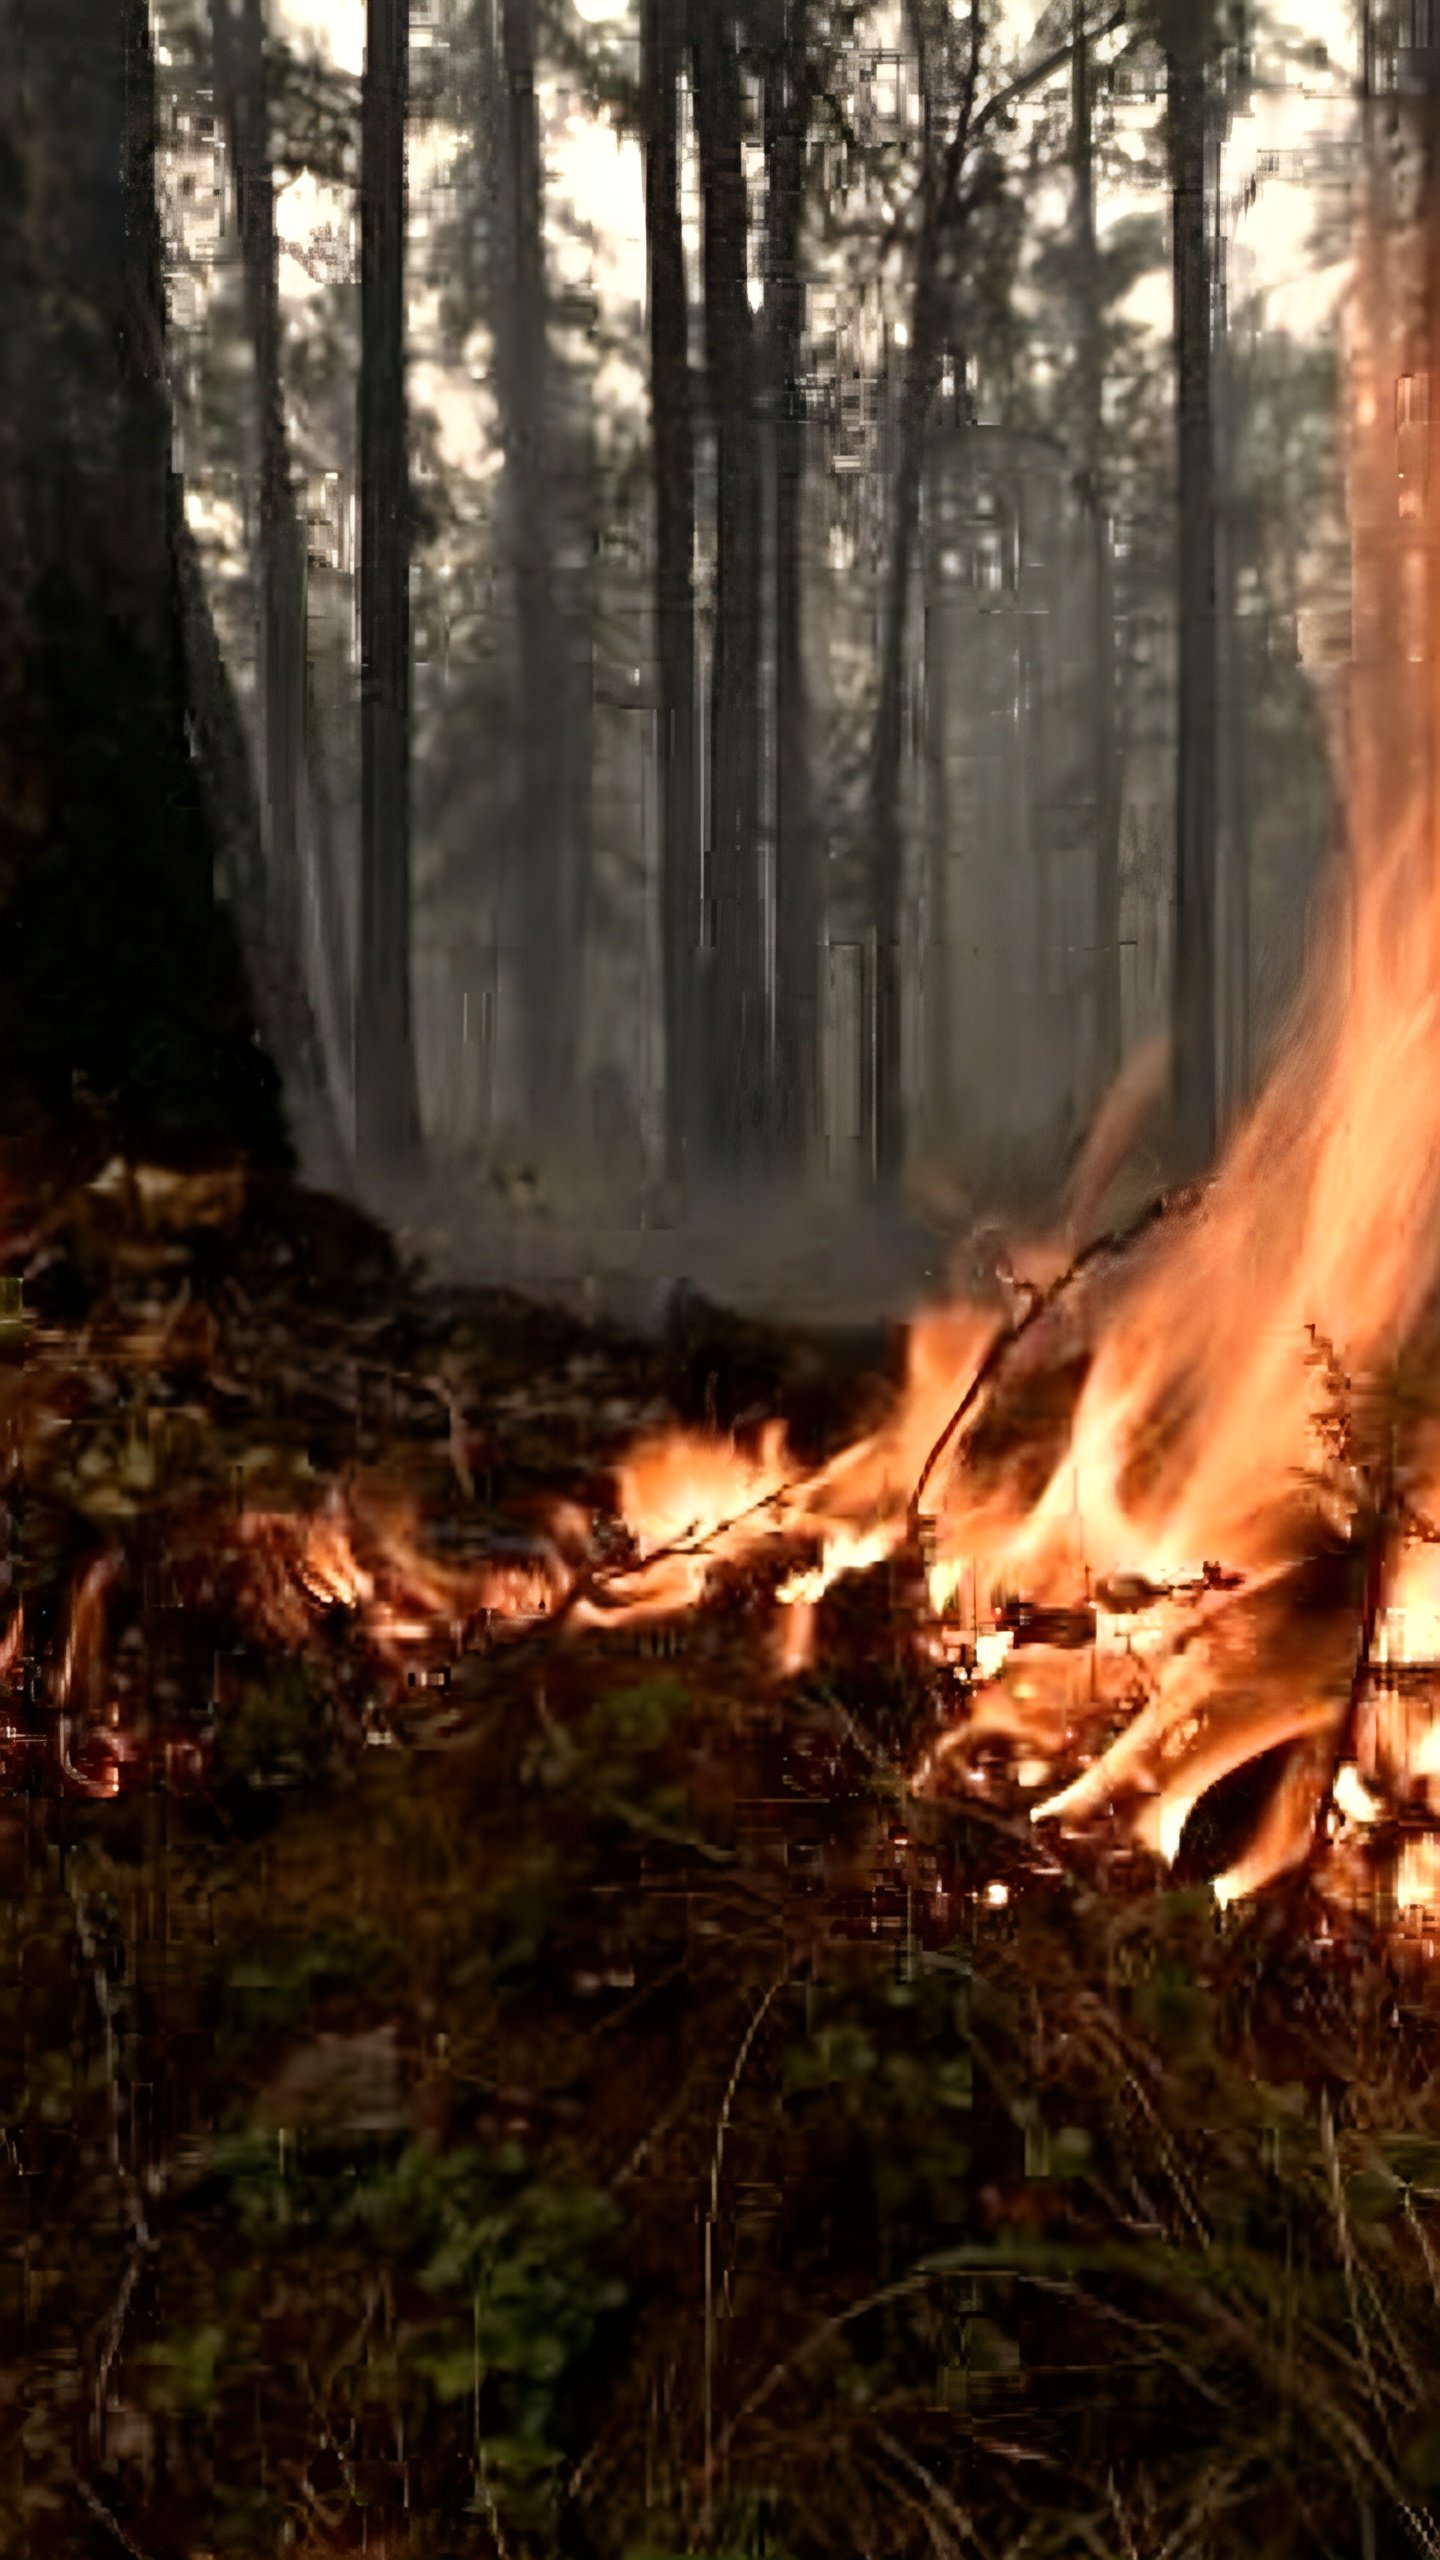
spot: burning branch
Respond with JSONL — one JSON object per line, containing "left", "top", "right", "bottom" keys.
{"left": 907, "top": 1187, "right": 1193, "bottom": 1530}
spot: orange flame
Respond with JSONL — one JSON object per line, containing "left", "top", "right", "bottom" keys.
{"left": 582, "top": 183, "right": 1440, "bottom": 1908}
{"left": 236, "top": 1490, "right": 565, "bottom": 1663}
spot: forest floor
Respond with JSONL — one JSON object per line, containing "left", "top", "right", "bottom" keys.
{"left": 5, "top": 1161, "right": 1440, "bottom": 2560}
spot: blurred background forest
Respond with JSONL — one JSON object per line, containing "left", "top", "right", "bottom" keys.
{"left": 147, "top": 0, "right": 1359, "bottom": 1286}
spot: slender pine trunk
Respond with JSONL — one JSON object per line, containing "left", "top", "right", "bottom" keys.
{"left": 1071, "top": 0, "right": 1123, "bottom": 1100}
{"left": 865, "top": 245, "right": 941, "bottom": 1199}
{"left": 690, "top": 0, "right": 767, "bottom": 1184}
{"left": 357, "top": 0, "right": 421, "bottom": 1172}
{"left": 765, "top": 4, "right": 820, "bottom": 1180}
{"left": 1165, "top": 27, "right": 1219, "bottom": 1176}
{"left": 1213, "top": 211, "right": 1252, "bottom": 1120}
{"left": 495, "top": 0, "right": 573, "bottom": 1156}
{"left": 209, "top": 0, "right": 348, "bottom": 1168}
{"left": 641, "top": 0, "right": 701, "bottom": 1187}
{"left": 210, "top": 0, "right": 304, "bottom": 981}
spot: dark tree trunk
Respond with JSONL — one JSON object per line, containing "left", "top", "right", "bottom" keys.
{"left": 1350, "top": 15, "right": 1423, "bottom": 866}
{"left": 1165, "top": 24, "right": 1219, "bottom": 1176}
{"left": 690, "top": 0, "right": 767, "bottom": 1183}
{"left": 494, "top": 0, "right": 575, "bottom": 1156}
{"left": 554, "top": 358, "right": 595, "bottom": 1122}
{"left": 864, "top": 248, "right": 942, "bottom": 1200}
{"left": 641, "top": 0, "right": 701, "bottom": 1189}
{"left": 1213, "top": 196, "right": 1252, "bottom": 1121}
{"left": 357, "top": 0, "right": 421, "bottom": 1173}
{"left": 764, "top": 2, "right": 820, "bottom": 1179}
{"left": 300, "top": 652, "right": 356, "bottom": 1152}
{"left": 175, "top": 510, "right": 271, "bottom": 972}
{"left": 0, "top": 0, "right": 287, "bottom": 1167}
{"left": 210, "top": 0, "right": 303, "bottom": 985}
{"left": 1072, "top": 0, "right": 1123, "bottom": 1101}
{"left": 210, "top": 0, "right": 347, "bottom": 1173}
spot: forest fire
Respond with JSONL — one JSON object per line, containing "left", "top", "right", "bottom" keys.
{"left": 12, "top": 507, "right": 1440, "bottom": 1920}
{"left": 524, "top": 218, "right": 1440, "bottom": 1918}
{"left": 4, "top": 226, "right": 1439, "bottom": 1933}
{"left": 202, "top": 556, "right": 1440, "bottom": 1914}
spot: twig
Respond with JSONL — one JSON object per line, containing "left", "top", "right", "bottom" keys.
{"left": 93, "top": 2252, "right": 144, "bottom": 2454}
{"left": 1084, "top": 2008, "right": 1211, "bottom": 2252}
{"left": 702, "top": 1977, "right": 787, "bottom": 2538}
{"left": 871, "top": 2425, "right": 986, "bottom": 2555}
{"left": 421, "top": 1370, "right": 475, "bottom": 1502}
{"left": 1321, "top": 2093, "right": 1392, "bottom": 2447}
{"left": 908, "top": 1188, "right": 1190, "bottom": 1529}
{"left": 580, "top": 1478, "right": 800, "bottom": 1608}
{"left": 1307, "top": 1467, "right": 1393, "bottom": 1872}
{"left": 1405, "top": 2189, "right": 1440, "bottom": 2309}
{"left": 75, "top": 2478, "right": 153, "bottom": 2560}
{"left": 1106, "top": 2473, "right": 1143, "bottom": 2560}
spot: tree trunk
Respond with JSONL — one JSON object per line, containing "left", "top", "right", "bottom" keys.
{"left": 210, "top": 0, "right": 348, "bottom": 1173}
{"left": 1072, "top": 0, "right": 1123, "bottom": 1101}
{"left": 921, "top": 431, "right": 955, "bottom": 1147}
{"left": 357, "top": 0, "right": 421, "bottom": 1173}
{"left": 210, "top": 0, "right": 304, "bottom": 989}
{"left": 175, "top": 508, "right": 270, "bottom": 971}
{"left": 1165, "top": 24, "right": 1219, "bottom": 1176}
{"left": 295, "top": 654, "right": 357, "bottom": 1175}
{"left": 641, "top": 0, "right": 701, "bottom": 1189}
{"left": 690, "top": 0, "right": 767, "bottom": 1184}
{"left": 1213, "top": 199, "right": 1252, "bottom": 1122}
{"left": 555, "top": 352, "right": 595, "bottom": 1130}
{"left": 491, "top": 0, "right": 575, "bottom": 1159}
{"left": 0, "top": 0, "right": 287, "bottom": 1167}
{"left": 179, "top": 507, "right": 352, "bottom": 1182}
{"left": 865, "top": 247, "right": 942, "bottom": 1199}
{"left": 764, "top": 3, "right": 820, "bottom": 1180}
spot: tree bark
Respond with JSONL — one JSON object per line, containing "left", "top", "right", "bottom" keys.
{"left": 357, "top": 0, "right": 421, "bottom": 1173}
{"left": 1164, "top": 22, "right": 1219, "bottom": 1176}
{"left": 209, "top": 0, "right": 348, "bottom": 1171}
{"left": 864, "top": 0, "right": 960, "bottom": 1203}
{"left": 1071, "top": 0, "right": 1123, "bottom": 1101}
{"left": 690, "top": 0, "right": 767, "bottom": 1184}
{"left": 210, "top": 0, "right": 304, "bottom": 986}
{"left": 864, "top": 244, "right": 942, "bottom": 1200}
{"left": 764, "top": 2, "right": 821, "bottom": 1180}
{"left": 640, "top": 0, "right": 701, "bottom": 1187}
{"left": 1213, "top": 194, "right": 1252, "bottom": 1121}
{"left": 0, "top": 0, "right": 287, "bottom": 1167}
{"left": 490, "top": 0, "right": 576, "bottom": 1157}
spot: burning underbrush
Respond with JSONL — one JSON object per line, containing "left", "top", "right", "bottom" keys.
{"left": 4, "top": 1133, "right": 1440, "bottom": 1935}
